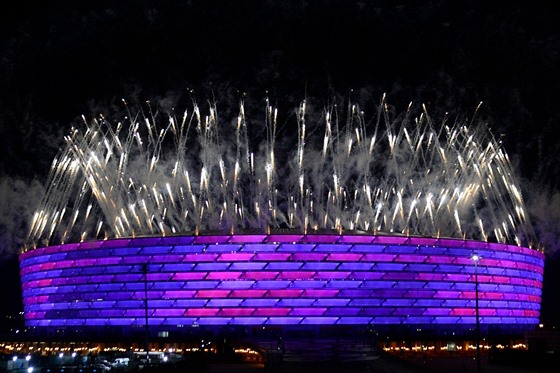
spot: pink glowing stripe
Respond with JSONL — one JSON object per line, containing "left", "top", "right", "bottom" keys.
{"left": 395, "top": 254, "right": 426, "bottom": 262}
{"left": 408, "top": 237, "right": 440, "bottom": 246}
{"left": 183, "top": 253, "right": 219, "bottom": 262}
{"left": 433, "top": 291, "right": 462, "bottom": 298}
{"left": 463, "top": 240, "right": 489, "bottom": 249}
{"left": 38, "top": 262, "right": 57, "bottom": 271}
{"left": 253, "top": 308, "right": 291, "bottom": 316}
{"left": 53, "top": 260, "right": 77, "bottom": 269}
{"left": 326, "top": 253, "right": 363, "bottom": 261}
{"left": 25, "top": 311, "right": 46, "bottom": 319}
{"left": 229, "top": 235, "right": 267, "bottom": 243}
{"left": 39, "top": 245, "right": 59, "bottom": 254}
{"left": 241, "top": 271, "right": 279, "bottom": 280}
{"left": 193, "top": 235, "right": 231, "bottom": 244}
{"left": 19, "top": 249, "right": 38, "bottom": 260}
{"left": 24, "top": 295, "right": 49, "bottom": 304}
{"left": 78, "top": 241, "right": 105, "bottom": 249}
{"left": 445, "top": 274, "right": 469, "bottom": 282}
{"left": 217, "top": 253, "right": 255, "bottom": 261}
{"left": 277, "top": 271, "right": 316, "bottom": 279}
{"left": 164, "top": 290, "right": 196, "bottom": 298}
{"left": 172, "top": 272, "right": 207, "bottom": 280}
{"left": 291, "top": 253, "right": 327, "bottom": 261}
{"left": 265, "top": 234, "right": 304, "bottom": 243}
{"left": 510, "top": 310, "right": 527, "bottom": 317}
{"left": 266, "top": 289, "right": 304, "bottom": 298}
{"left": 19, "top": 267, "right": 32, "bottom": 275}
{"left": 185, "top": 308, "right": 219, "bottom": 316}
{"left": 502, "top": 293, "right": 526, "bottom": 301}
{"left": 253, "top": 253, "right": 291, "bottom": 261}
{"left": 480, "top": 309, "right": 497, "bottom": 316}
{"left": 470, "top": 274, "right": 492, "bottom": 283}
{"left": 487, "top": 276, "right": 512, "bottom": 285}
{"left": 522, "top": 279, "right": 543, "bottom": 288}
{"left": 487, "top": 242, "right": 515, "bottom": 252}
{"left": 302, "top": 289, "right": 340, "bottom": 297}
{"left": 36, "top": 279, "right": 53, "bottom": 287}
{"left": 450, "top": 308, "right": 476, "bottom": 316}
{"left": 74, "top": 258, "right": 98, "bottom": 266}
{"left": 218, "top": 308, "right": 255, "bottom": 316}
{"left": 314, "top": 271, "right": 350, "bottom": 279}
{"left": 416, "top": 273, "right": 446, "bottom": 281}
{"left": 339, "top": 235, "right": 375, "bottom": 244}
{"left": 453, "top": 257, "right": 475, "bottom": 265}
{"left": 195, "top": 290, "right": 231, "bottom": 298}
{"left": 100, "top": 238, "right": 133, "bottom": 247}
{"left": 373, "top": 236, "right": 409, "bottom": 245}
{"left": 302, "top": 234, "right": 340, "bottom": 243}
{"left": 514, "top": 262, "right": 535, "bottom": 271}
{"left": 437, "top": 238, "right": 465, "bottom": 247}
{"left": 507, "top": 277, "right": 527, "bottom": 285}
{"left": 479, "top": 292, "right": 504, "bottom": 300}
{"left": 425, "top": 256, "right": 455, "bottom": 264}
{"left": 206, "top": 271, "right": 243, "bottom": 280}
{"left": 230, "top": 290, "right": 267, "bottom": 298}
{"left": 361, "top": 253, "right": 398, "bottom": 262}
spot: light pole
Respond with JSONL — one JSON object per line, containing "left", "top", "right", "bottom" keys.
{"left": 471, "top": 253, "right": 481, "bottom": 373}
{"left": 141, "top": 263, "right": 149, "bottom": 365}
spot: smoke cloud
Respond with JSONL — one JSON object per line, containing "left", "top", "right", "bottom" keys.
{"left": 0, "top": 177, "right": 45, "bottom": 259}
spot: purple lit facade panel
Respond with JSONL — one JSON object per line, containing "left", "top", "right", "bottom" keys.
{"left": 19, "top": 234, "right": 544, "bottom": 331}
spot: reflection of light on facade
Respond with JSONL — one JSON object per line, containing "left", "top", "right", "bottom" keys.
{"left": 19, "top": 233, "right": 544, "bottom": 331}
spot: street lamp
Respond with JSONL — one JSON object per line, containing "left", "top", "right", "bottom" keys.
{"left": 471, "top": 253, "right": 481, "bottom": 373}
{"left": 141, "top": 263, "right": 150, "bottom": 364}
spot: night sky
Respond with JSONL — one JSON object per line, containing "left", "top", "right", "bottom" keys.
{"left": 1, "top": 0, "right": 559, "bottom": 330}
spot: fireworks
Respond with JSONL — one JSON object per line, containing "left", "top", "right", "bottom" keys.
{"left": 25, "top": 95, "right": 537, "bottom": 249}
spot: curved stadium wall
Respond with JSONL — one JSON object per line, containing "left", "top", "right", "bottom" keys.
{"left": 19, "top": 233, "right": 544, "bottom": 335}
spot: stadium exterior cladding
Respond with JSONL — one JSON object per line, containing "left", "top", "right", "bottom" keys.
{"left": 19, "top": 232, "right": 545, "bottom": 337}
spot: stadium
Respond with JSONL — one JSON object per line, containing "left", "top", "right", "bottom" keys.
{"left": 19, "top": 98, "right": 545, "bottom": 341}
{"left": 19, "top": 231, "right": 544, "bottom": 337}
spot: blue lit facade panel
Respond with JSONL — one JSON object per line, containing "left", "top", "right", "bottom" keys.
{"left": 19, "top": 234, "right": 544, "bottom": 332}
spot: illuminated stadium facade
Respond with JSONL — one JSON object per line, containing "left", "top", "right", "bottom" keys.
{"left": 19, "top": 231, "right": 544, "bottom": 337}
{"left": 19, "top": 98, "right": 546, "bottom": 338}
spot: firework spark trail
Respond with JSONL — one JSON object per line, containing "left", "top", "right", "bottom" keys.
{"left": 24, "top": 96, "right": 538, "bottom": 249}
